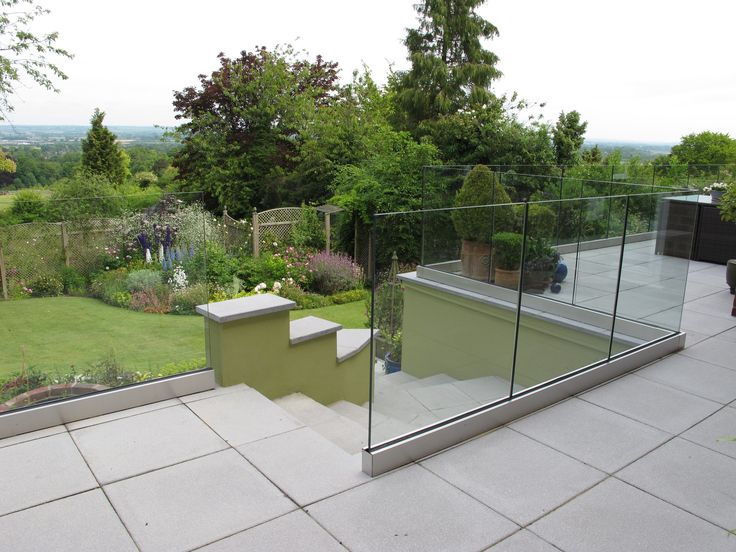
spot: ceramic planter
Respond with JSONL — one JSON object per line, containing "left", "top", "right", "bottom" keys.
{"left": 460, "top": 240, "right": 492, "bottom": 281}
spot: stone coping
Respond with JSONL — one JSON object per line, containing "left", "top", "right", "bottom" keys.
{"left": 289, "top": 316, "right": 343, "bottom": 345}
{"left": 196, "top": 294, "right": 296, "bottom": 323}
{"left": 337, "top": 329, "right": 379, "bottom": 363}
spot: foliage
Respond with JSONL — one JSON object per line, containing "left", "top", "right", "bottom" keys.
{"left": 90, "top": 268, "right": 129, "bottom": 306}
{"left": 125, "top": 269, "right": 162, "bottom": 293}
{"left": 718, "top": 183, "right": 736, "bottom": 223}
{"left": 134, "top": 171, "right": 158, "bottom": 188}
{"left": 171, "top": 283, "right": 209, "bottom": 315}
{"left": 172, "top": 45, "right": 339, "bottom": 215}
{"left": 0, "top": 0, "right": 72, "bottom": 119}
{"left": 452, "top": 164, "right": 513, "bottom": 241}
{"left": 526, "top": 204, "right": 557, "bottom": 237}
{"left": 671, "top": 131, "right": 736, "bottom": 165}
{"left": 129, "top": 286, "right": 171, "bottom": 314}
{"left": 80, "top": 109, "right": 130, "bottom": 186}
{"left": 48, "top": 170, "right": 123, "bottom": 220}
{"left": 524, "top": 237, "right": 560, "bottom": 273}
{"left": 372, "top": 276, "right": 403, "bottom": 353}
{"left": 59, "top": 266, "right": 86, "bottom": 295}
{"left": 492, "top": 232, "right": 523, "bottom": 270}
{"left": 552, "top": 111, "right": 588, "bottom": 166}
{"left": 9, "top": 188, "right": 46, "bottom": 222}
{"left": 236, "top": 253, "right": 288, "bottom": 290}
{"left": 395, "top": 0, "right": 501, "bottom": 129}
{"left": 307, "top": 251, "right": 363, "bottom": 295}
{"left": 185, "top": 241, "right": 238, "bottom": 287}
{"left": 0, "top": 366, "right": 48, "bottom": 404}
{"left": 29, "top": 274, "right": 62, "bottom": 296}
{"left": 289, "top": 204, "right": 325, "bottom": 250}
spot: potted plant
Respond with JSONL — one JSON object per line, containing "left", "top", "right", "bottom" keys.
{"left": 384, "top": 331, "right": 402, "bottom": 374}
{"left": 452, "top": 165, "right": 513, "bottom": 281}
{"left": 493, "top": 232, "right": 523, "bottom": 289}
{"left": 373, "top": 252, "right": 404, "bottom": 373}
{"left": 523, "top": 237, "right": 561, "bottom": 293}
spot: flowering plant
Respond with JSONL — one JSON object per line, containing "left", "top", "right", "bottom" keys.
{"left": 704, "top": 182, "right": 730, "bottom": 193}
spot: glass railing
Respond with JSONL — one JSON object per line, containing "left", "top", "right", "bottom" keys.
{"left": 368, "top": 188, "right": 695, "bottom": 448}
{"left": 0, "top": 192, "right": 212, "bottom": 413}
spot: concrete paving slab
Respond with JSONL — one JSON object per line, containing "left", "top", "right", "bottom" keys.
{"left": 0, "top": 432, "right": 97, "bottom": 517}
{"left": 66, "top": 398, "right": 181, "bottom": 430}
{"left": 580, "top": 374, "right": 722, "bottom": 434}
{"left": 105, "top": 449, "right": 295, "bottom": 552}
{"left": 0, "top": 425, "right": 66, "bottom": 450}
{"left": 422, "top": 428, "right": 605, "bottom": 525}
{"left": 531, "top": 478, "right": 734, "bottom": 552}
{"left": 72, "top": 404, "right": 228, "bottom": 484}
{"left": 511, "top": 398, "right": 670, "bottom": 473}
{"left": 618, "top": 438, "right": 736, "bottom": 529}
{"left": 681, "top": 407, "right": 736, "bottom": 460}
{"left": 486, "top": 530, "right": 562, "bottom": 552}
{"left": 238, "top": 427, "right": 369, "bottom": 506}
{"left": 186, "top": 387, "right": 302, "bottom": 446}
{"left": 0, "top": 490, "right": 136, "bottom": 552}
{"left": 308, "top": 464, "right": 518, "bottom": 552}
{"left": 198, "top": 510, "right": 345, "bottom": 552}
{"left": 680, "top": 338, "right": 736, "bottom": 371}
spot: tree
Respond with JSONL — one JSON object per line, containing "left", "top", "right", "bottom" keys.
{"left": 80, "top": 109, "right": 130, "bottom": 186}
{"left": 172, "top": 45, "right": 339, "bottom": 215}
{"left": 395, "top": 0, "right": 502, "bottom": 129}
{"left": 581, "top": 145, "right": 603, "bottom": 164}
{"left": 552, "top": 111, "right": 587, "bottom": 166}
{"left": 0, "top": 0, "right": 72, "bottom": 119}
{"left": 670, "top": 131, "right": 736, "bottom": 166}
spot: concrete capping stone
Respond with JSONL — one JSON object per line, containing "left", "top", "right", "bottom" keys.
{"left": 196, "top": 294, "right": 295, "bottom": 323}
{"left": 289, "top": 316, "right": 342, "bottom": 345}
{"left": 337, "top": 329, "right": 379, "bottom": 363}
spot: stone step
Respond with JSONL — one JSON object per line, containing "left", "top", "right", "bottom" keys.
{"left": 451, "top": 375, "right": 523, "bottom": 403}
{"left": 289, "top": 316, "right": 342, "bottom": 345}
{"left": 274, "top": 393, "right": 366, "bottom": 455}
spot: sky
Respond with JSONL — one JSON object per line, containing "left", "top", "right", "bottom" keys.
{"left": 5, "top": 0, "right": 736, "bottom": 143}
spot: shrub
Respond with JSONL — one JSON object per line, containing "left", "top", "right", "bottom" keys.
{"left": 526, "top": 204, "right": 557, "bottom": 237}
{"left": 452, "top": 165, "right": 514, "bottom": 241}
{"left": 126, "top": 269, "right": 162, "bottom": 293}
{"left": 10, "top": 189, "right": 47, "bottom": 222}
{"left": 236, "top": 253, "right": 288, "bottom": 290}
{"left": 59, "top": 267, "right": 87, "bottom": 295}
{"left": 90, "top": 268, "right": 129, "bottom": 306}
{"left": 171, "top": 283, "right": 209, "bottom": 315}
{"left": 372, "top": 278, "right": 403, "bottom": 339}
{"left": 718, "top": 183, "right": 736, "bottom": 222}
{"left": 289, "top": 204, "right": 325, "bottom": 249}
{"left": 185, "top": 242, "right": 239, "bottom": 287}
{"left": 493, "top": 232, "right": 524, "bottom": 270}
{"left": 129, "top": 286, "right": 171, "bottom": 314}
{"left": 29, "top": 275, "right": 63, "bottom": 297}
{"left": 330, "top": 288, "right": 369, "bottom": 304}
{"left": 307, "top": 251, "right": 362, "bottom": 295}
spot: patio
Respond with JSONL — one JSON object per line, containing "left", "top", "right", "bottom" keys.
{"left": 0, "top": 259, "right": 735, "bottom": 551}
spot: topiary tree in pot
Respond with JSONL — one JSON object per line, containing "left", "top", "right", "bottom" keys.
{"left": 452, "top": 165, "right": 513, "bottom": 281}
{"left": 492, "top": 232, "right": 524, "bottom": 289}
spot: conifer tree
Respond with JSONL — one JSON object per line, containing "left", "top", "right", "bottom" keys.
{"left": 80, "top": 108, "right": 129, "bottom": 186}
{"left": 397, "top": 0, "right": 502, "bottom": 129}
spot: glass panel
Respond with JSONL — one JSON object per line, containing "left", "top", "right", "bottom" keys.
{"left": 612, "top": 191, "right": 695, "bottom": 349}
{"left": 370, "top": 205, "right": 521, "bottom": 447}
{"left": 0, "top": 192, "right": 210, "bottom": 413}
{"left": 513, "top": 198, "right": 616, "bottom": 391}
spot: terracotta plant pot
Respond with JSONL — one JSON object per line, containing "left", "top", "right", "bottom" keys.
{"left": 494, "top": 268, "right": 520, "bottom": 289}
{"left": 460, "top": 240, "right": 492, "bottom": 281}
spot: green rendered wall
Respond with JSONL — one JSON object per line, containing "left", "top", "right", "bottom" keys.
{"left": 402, "top": 280, "right": 629, "bottom": 389}
{"left": 204, "top": 311, "right": 369, "bottom": 406}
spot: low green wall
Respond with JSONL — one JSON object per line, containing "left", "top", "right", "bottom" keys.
{"left": 204, "top": 310, "right": 369, "bottom": 406}
{"left": 402, "top": 280, "right": 629, "bottom": 388}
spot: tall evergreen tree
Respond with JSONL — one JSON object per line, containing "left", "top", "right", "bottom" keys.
{"left": 80, "top": 108, "right": 129, "bottom": 186}
{"left": 552, "top": 111, "right": 587, "bottom": 167}
{"left": 396, "top": 0, "right": 501, "bottom": 129}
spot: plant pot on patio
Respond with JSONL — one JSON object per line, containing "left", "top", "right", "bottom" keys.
{"left": 727, "top": 259, "right": 736, "bottom": 295}
{"left": 492, "top": 232, "right": 523, "bottom": 290}
{"left": 460, "top": 240, "right": 492, "bottom": 281}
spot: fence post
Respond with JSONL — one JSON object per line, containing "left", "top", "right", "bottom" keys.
{"left": 324, "top": 212, "right": 331, "bottom": 252}
{"left": 60, "top": 222, "right": 71, "bottom": 267}
{"left": 0, "top": 238, "right": 7, "bottom": 300}
{"left": 252, "top": 207, "right": 260, "bottom": 258}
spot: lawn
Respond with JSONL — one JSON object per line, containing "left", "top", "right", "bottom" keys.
{"left": 0, "top": 296, "right": 368, "bottom": 377}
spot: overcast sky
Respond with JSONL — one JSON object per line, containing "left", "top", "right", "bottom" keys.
{"left": 6, "top": 0, "right": 735, "bottom": 143}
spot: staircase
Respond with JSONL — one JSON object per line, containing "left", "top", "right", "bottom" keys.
{"left": 276, "top": 366, "right": 523, "bottom": 454}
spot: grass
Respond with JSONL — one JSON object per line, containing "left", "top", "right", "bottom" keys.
{"left": 0, "top": 296, "right": 368, "bottom": 378}
{"left": 0, "top": 191, "right": 14, "bottom": 212}
{"left": 291, "top": 300, "right": 368, "bottom": 329}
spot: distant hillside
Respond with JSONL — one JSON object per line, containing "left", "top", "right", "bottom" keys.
{"left": 584, "top": 140, "right": 674, "bottom": 161}
{"left": 0, "top": 125, "right": 172, "bottom": 145}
